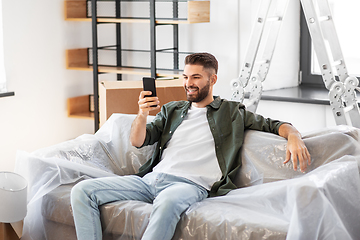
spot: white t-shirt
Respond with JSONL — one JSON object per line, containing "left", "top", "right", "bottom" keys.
{"left": 153, "top": 105, "right": 222, "bottom": 190}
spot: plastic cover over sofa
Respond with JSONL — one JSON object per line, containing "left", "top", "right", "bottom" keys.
{"left": 15, "top": 113, "right": 360, "bottom": 240}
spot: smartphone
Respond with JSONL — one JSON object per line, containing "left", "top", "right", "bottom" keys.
{"left": 142, "top": 77, "right": 157, "bottom": 97}
{"left": 142, "top": 77, "right": 157, "bottom": 107}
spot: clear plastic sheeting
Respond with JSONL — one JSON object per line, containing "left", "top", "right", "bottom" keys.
{"left": 15, "top": 113, "right": 360, "bottom": 240}
{"left": 175, "top": 156, "right": 360, "bottom": 240}
{"left": 15, "top": 114, "right": 156, "bottom": 240}
{"left": 236, "top": 125, "right": 360, "bottom": 188}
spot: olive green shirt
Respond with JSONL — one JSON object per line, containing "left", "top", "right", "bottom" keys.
{"left": 137, "top": 96, "right": 286, "bottom": 197}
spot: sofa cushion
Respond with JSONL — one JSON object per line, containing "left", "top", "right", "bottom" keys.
{"left": 41, "top": 184, "right": 152, "bottom": 238}
{"left": 41, "top": 184, "right": 75, "bottom": 226}
{"left": 41, "top": 183, "right": 287, "bottom": 240}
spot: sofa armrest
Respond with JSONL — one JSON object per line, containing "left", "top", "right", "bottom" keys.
{"left": 235, "top": 125, "right": 360, "bottom": 188}
{"left": 95, "top": 113, "right": 156, "bottom": 176}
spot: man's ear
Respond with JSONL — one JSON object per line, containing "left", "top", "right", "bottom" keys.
{"left": 210, "top": 74, "right": 218, "bottom": 85}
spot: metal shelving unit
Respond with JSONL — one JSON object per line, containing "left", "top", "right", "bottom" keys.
{"left": 65, "top": 0, "right": 210, "bottom": 131}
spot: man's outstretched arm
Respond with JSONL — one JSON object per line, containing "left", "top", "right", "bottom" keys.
{"left": 278, "top": 123, "right": 311, "bottom": 173}
{"left": 130, "top": 91, "right": 160, "bottom": 148}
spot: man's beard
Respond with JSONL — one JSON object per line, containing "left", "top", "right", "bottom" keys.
{"left": 186, "top": 80, "right": 210, "bottom": 103}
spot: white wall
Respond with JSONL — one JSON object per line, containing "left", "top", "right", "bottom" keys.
{"left": 257, "top": 101, "right": 337, "bottom": 134}
{"left": 0, "top": 0, "right": 94, "bottom": 171}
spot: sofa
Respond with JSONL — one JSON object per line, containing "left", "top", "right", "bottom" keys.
{"left": 15, "top": 113, "right": 360, "bottom": 240}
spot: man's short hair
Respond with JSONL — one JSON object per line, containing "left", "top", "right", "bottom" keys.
{"left": 184, "top": 52, "right": 218, "bottom": 74}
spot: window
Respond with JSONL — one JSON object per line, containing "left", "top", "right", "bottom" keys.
{"left": 300, "top": 1, "right": 360, "bottom": 87}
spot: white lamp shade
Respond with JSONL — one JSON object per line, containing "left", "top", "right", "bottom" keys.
{"left": 0, "top": 171, "right": 27, "bottom": 223}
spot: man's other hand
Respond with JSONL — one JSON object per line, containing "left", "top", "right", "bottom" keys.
{"left": 283, "top": 133, "right": 311, "bottom": 173}
{"left": 279, "top": 124, "right": 311, "bottom": 173}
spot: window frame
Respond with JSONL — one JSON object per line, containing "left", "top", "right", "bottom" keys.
{"left": 299, "top": 5, "right": 360, "bottom": 88}
{"left": 0, "top": 0, "right": 11, "bottom": 98}
{"left": 0, "top": 92, "right": 14, "bottom": 98}
{"left": 299, "top": 6, "right": 325, "bottom": 87}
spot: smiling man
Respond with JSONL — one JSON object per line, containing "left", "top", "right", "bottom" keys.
{"left": 71, "top": 53, "right": 311, "bottom": 240}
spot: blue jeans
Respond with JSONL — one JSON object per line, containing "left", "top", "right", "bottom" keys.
{"left": 70, "top": 172, "right": 208, "bottom": 240}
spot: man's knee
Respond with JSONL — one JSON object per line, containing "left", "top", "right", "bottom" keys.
{"left": 71, "top": 180, "right": 93, "bottom": 205}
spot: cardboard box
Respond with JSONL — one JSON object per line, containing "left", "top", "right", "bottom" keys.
{"left": 99, "top": 79, "right": 187, "bottom": 126}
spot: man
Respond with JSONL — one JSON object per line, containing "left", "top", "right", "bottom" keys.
{"left": 71, "top": 53, "right": 311, "bottom": 240}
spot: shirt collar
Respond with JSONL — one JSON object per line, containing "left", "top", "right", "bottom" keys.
{"left": 175, "top": 100, "right": 191, "bottom": 109}
{"left": 174, "top": 96, "right": 221, "bottom": 110}
{"left": 208, "top": 96, "right": 221, "bottom": 109}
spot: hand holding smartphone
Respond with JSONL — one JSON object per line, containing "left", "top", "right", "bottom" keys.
{"left": 142, "top": 77, "right": 158, "bottom": 107}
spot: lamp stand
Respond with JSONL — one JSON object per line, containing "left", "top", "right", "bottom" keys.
{"left": 0, "top": 221, "right": 23, "bottom": 240}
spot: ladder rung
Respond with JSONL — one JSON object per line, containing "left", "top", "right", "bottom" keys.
{"left": 332, "top": 60, "right": 343, "bottom": 67}
{"left": 255, "top": 59, "right": 270, "bottom": 65}
{"left": 257, "top": 16, "right": 282, "bottom": 23}
{"left": 344, "top": 105, "right": 354, "bottom": 113}
{"left": 319, "top": 15, "right": 331, "bottom": 22}
{"left": 267, "top": 16, "right": 282, "bottom": 22}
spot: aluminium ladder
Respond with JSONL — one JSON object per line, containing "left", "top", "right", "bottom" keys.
{"left": 231, "top": 0, "right": 360, "bottom": 128}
